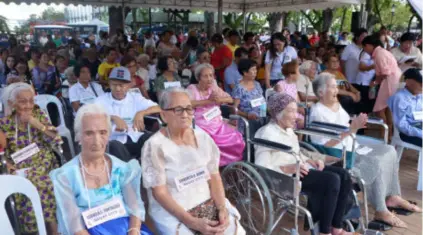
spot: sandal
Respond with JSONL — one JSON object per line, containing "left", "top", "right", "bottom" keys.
{"left": 373, "top": 213, "right": 407, "bottom": 229}
{"left": 388, "top": 200, "right": 422, "bottom": 215}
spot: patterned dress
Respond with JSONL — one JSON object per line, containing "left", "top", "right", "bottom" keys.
{"left": 0, "top": 106, "right": 62, "bottom": 233}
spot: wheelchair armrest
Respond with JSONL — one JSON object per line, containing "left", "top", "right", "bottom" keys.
{"left": 144, "top": 115, "right": 163, "bottom": 126}
{"left": 250, "top": 138, "right": 292, "bottom": 153}
{"left": 299, "top": 141, "right": 319, "bottom": 153}
{"left": 367, "top": 117, "right": 388, "bottom": 144}
{"left": 296, "top": 127, "right": 342, "bottom": 140}
{"left": 310, "top": 121, "right": 349, "bottom": 132}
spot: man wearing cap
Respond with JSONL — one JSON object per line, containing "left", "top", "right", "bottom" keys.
{"left": 95, "top": 66, "right": 161, "bottom": 159}
{"left": 389, "top": 68, "right": 423, "bottom": 147}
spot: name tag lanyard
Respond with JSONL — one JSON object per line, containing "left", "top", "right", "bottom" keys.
{"left": 15, "top": 116, "right": 32, "bottom": 143}
{"left": 79, "top": 156, "right": 114, "bottom": 209}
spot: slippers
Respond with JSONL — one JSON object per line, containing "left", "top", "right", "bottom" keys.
{"left": 388, "top": 200, "right": 421, "bottom": 215}
{"left": 372, "top": 213, "right": 407, "bottom": 229}
{"left": 368, "top": 220, "right": 392, "bottom": 231}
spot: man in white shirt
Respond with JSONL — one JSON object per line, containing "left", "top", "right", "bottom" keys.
{"left": 341, "top": 28, "right": 368, "bottom": 85}
{"left": 95, "top": 66, "right": 161, "bottom": 159}
{"left": 69, "top": 63, "right": 105, "bottom": 114}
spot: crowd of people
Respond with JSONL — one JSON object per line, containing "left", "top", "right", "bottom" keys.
{"left": 0, "top": 25, "right": 422, "bottom": 235}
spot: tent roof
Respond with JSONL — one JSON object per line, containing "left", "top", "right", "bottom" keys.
{"left": 68, "top": 18, "right": 109, "bottom": 27}
{"left": 3, "top": 0, "right": 360, "bottom": 12}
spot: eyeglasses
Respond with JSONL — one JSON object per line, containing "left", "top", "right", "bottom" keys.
{"left": 164, "top": 106, "right": 194, "bottom": 115}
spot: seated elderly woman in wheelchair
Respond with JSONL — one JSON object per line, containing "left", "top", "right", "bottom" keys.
{"left": 141, "top": 87, "right": 246, "bottom": 234}
{"left": 50, "top": 103, "right": 153, "bottom": 235}
{"left": 94, "top": 66, "right": 161, "bottom": 160}
{"left": 309, "top": 72, "right": 422, "bottom": 228}
{"left": 254, "top": 92, "right": 355, "bottom": 235}
{"left": 187, "top": 63, "right": 245, "bottom": 166}
{"left": 0, "top": 82, "right": 62, "bottom": 234}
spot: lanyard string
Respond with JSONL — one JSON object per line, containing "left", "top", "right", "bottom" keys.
{"left": 15, "top": 115, "right": 31, "bottom": 142}
{"left": 79, "top": 156, "right": 114, "bottom": 209}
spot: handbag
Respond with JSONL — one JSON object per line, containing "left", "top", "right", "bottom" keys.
{"left": 177, "top": 199, "right": 218, "bottom": 235}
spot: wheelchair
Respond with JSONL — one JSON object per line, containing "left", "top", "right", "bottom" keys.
{"left": 218, "top": 105, "right": 384, "bottom": 235}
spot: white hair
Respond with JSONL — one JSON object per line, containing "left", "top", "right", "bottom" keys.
{"left": 74, "top": 103, "right": 112, "bottom": 142}
{"left": 312, "top": 72, "right": 336, "bottom": 98}
{"left": 299, "top": 60, "right": 316, "bottom": 75}
{"left": 137, "top": 54, "right": 150, "bottom": 62}
{"left": 194, "top": 63, "right": 215, "bottom": 81}
{"left": 1, "top": 82, "right": 34, "bottom": 116}
{"left": 159, "top": 87, "right": 191, "bottom": 109}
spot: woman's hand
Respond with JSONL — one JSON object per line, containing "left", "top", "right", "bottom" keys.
{"left": 215, "top": 208, "right": 230, "bottom": 232}
{"left": 308, "top": 160, "right": 324, "bottom": 171}
{"left": 352, "top": 92, "right": 361, "bottom": 103}
{"left": 247, "top": 112, "right": 259, "bottom": 120}
{"left": 112, "top": 116, "right": 129, "bottom": 132}
{"left": 281, "top": 164, "right": 309, "bottom": 177}
{"left": 350, "top": 113, "right": 368, "bottom": 133}
{"left": 187, "top": 217, "right": 222, "bottom": 235}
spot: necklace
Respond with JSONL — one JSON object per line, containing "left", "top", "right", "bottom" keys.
{"left": 80, "top": 158, "right": 107, "bottom": 185}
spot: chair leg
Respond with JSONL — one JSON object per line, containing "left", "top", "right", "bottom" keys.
{"left": 397, "top": 146, "right": 404, "bottom": 163}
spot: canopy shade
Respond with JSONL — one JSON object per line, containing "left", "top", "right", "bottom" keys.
{"left": 3, "top": 0, "right": 360, "bottom": 12}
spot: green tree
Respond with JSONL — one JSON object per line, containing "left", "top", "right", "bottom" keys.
{"left": 301, "top": 8, "right": 334, "bottom": 32}
{"left": 0, "top": 15, "right": 9, "bottom": 33}
{"left": 40, "top": 7, "right": 65, "bottom": 21}
{"left": 223, "top": 13, "right": 244, "bottom": 30}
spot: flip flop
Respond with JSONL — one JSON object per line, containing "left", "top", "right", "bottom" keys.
{"left": 387, "top": 200, "right": 420, "bottom": 215}
{"left": 372, "top": 213, "right": 407, "bottom": 229}
{"left": 368, "top": 220, "right": 392, "bottom": 231}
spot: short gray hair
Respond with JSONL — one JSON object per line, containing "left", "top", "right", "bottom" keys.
{"left": 312, "top": 72, "right": 336, "bottom": 98}
{"left": 137, "top": 54, "right": 150, "bottom": 62}
{"left": 159, "top": 87, "right": 191, "bottom": 109}
{"left": 1, "top": 82, "right": 34, "bottom": 116}
{"left": 299, "top": 60, "right": 316, "bottom": 75}
{"left": 195, "top": 63, "right": 215, "bottom": 81}
{"left": 74, "top": 103, "right": 112, "bottom": 142}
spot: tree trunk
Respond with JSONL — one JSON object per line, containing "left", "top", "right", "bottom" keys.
{"left": 132, "top": 8, "right": 137, "bottom": 32}
{"left": 340, "top": 7, "right": 347, "bottom": 32}
{"left": 204, "top": 11, "right": 216, "bottom": 39}
{"left": 109, "top": 6, "right": 123, "bottom": 36}
{"left": 365, "top": 0, "right": 378, "bottom": 32}
{"left": 322, "top": 8, "right": 334, "bottom": 32}
{"left": 268, "top": 12, "right": 284, "bottom": 33}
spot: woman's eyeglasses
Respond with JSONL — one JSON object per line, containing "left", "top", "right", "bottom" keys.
{"left": 164, "top": 106, "right": 194, "bottom": 115}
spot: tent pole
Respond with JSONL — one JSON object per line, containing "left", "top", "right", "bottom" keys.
{"left": 217, "top": 0, "right": 223, "bottom": 33}
{"left": 242, "top": 5, "right": 246, "bottom": 34}
{"left": 122, "top": 1, "right": 125, "bottom": 30}
{"left": 149, "top": 8, "right": 152, "bottom": 30}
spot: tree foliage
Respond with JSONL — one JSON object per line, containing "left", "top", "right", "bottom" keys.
{"left": 40, "top": 7, "right": 65, "bottom": 21}
{"left": 0, "top": 15, "right": 10, "bottom": 33}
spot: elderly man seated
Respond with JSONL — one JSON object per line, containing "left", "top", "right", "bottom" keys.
{"left": 95, "top": 66, "right": 160, "bottom": 160}
{"left": 50, "top": 103, "right": 153, "bottom": 235}
{"left": 388, "top": 68, "right": 423, "bottom": 147}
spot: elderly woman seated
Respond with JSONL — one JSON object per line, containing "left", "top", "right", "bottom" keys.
{"left": 254, "top": 92, "right": 354, "bottom": 235}
{"left": 310, "top": 72, "right": 422, "bottom": 228}
{"left": 141, "top": 87, "right": 246, "bottom": 234}
{"left": 187, "top": 63, "right": 245, "bottom": 166}
{"left": 0, "top": 82, "right": 62, "bottom": 234}
{"left": 95, "top": 66, "right": 160, "bottom": 160}
{"left": 50, "top": 103, "right": 152, "bottom": 235}
{"left": 297, "top": 60, "right": 319, "bottom": 103}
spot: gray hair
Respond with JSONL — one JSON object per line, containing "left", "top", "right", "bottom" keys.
{"left": 299, "top": 60, "right": 316, "bottom": 75}
{"left": 312, "top": 72, "right": 336, "bottom": 98}
{"left": 159, "top": 87, "right": 191, "bottom": 109}
{"left": 137, "top": 54, "right": 150, "bottom": 63}
{"left": 74, "top": 103, "right": 112, "bottom": 142}
{"left": 1, "top": 82, "right": 34, "bottom": 116}
{"left": 194, "top": 63, "right": 215, "bottom": 81}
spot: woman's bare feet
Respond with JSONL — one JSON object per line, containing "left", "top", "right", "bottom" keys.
{"left": 374, "top": 210, "right": 407, "bottom": 228}
{"left": 386, "top": 195, "right": 422, "bottom": 213}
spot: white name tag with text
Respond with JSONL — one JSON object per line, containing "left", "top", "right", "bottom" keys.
{"left": 203, "top": 106, "right": 221, "bottom": 122}
{"left": 250, "top": 97, "right": 266, "bottom": 108}
{"left": 174, "top": 167, "right": 210, "bottom": 192}
{"left": 164, "top": 81, "right": 181, "bottom": 89}
{"left": 80, "top": 96, "right": 95, "bottom": 104}
{"left": 11, "top": 143, "right": 40, "bottom": 164}
{"left": 413, "top": 111, "right": 423, "bottom": 121}
{"left": 82, "top": 198, "right": 126, "bottom": 229}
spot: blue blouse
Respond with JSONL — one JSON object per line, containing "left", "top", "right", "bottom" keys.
{"left": 232, "top": 81, "right": 264, "bottom": 117}
{"left": 50, "top": 154, "right": 145, "bottom": 235}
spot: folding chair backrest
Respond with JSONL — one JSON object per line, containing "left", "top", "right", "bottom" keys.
{"left": 0, "top": 175, "right": 47, "bottom": 235}
{"left": 34, "top": 94, "right": 65, "bottom": 127}
{"left": 265, "top": 88, "right": 275, "bottom": 101}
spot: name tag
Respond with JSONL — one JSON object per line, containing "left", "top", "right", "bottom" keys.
{"left": 413, "top": 111, "right": 423, "bottom": 121}
{"left": 80, "top": 96, "right": 95, "bottom": 104}
{"left": 164, "top": 81, "right": 181, "bottom": 89}
{"left": 174, "top": 167, "right": 210, "bottom": 192}
{"left": 11, "top": 143, "right": 40, "bottom": 164}
{"left": 82, "top": 198, "right": 126, "bottom": 229}
{"left": 0, "top": 102, "right": 2, "bottom": 112}
{"left": 250, "top": 97, "right": 266, "bottom": 108}
{"left": 203, "top": 106, "right": 220, "bottom": 122}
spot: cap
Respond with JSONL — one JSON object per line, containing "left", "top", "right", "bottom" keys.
{"left": 109, "top": 66, "right": 131, "bottom": 82}
{"left": 403, "top": 68, "right": 422, "bottom": 84}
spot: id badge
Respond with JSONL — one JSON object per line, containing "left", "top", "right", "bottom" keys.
{"left": 413, "top": 111, "right": 423, "bottom": 121}
{"left": 11, "top": 143, "right": 40, "bottom": 164}
{"left": 164, "top": 81, "right": 181, "bottom": 89}
{"left": 203, "top": 106, "right": 221, "bottom": 122}
{"left": 82, "top": 198, "right": 126, "bottom": 229}
{"left": 250, "top": 97, "right": 265, "bottom": 108}
{"left": 174, "top": 167, "right": 210, "bottom": 192}
{"left": 80, "top": 96, "right": 95, "bottom": 104}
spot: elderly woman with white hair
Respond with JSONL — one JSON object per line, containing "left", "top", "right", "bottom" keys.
{"left": 0, "top": 82, "right": 62, "bottom": 234}
{"left": 136, "top": 54, "right": 150, "bottom": 91}
{"left": 50, "top": 103, "right": 153, "bottom": 235}
{"left": 296, "top": 60, "right": 319, "bottom": 103}
{"left": 141, "top": 87, "right": 246, "bottom": 234}
{"left": 310, "top": 72, "right": 422, "bottom": 228}
{"left": 255, "top": 92, "right": 354, "bottom": 235}
{"left": 187, "top": 63, "right": 245, "bottom": 166}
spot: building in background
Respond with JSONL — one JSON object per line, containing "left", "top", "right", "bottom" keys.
{"left": 64, "top": 5, "right": 107, "bottom": 23}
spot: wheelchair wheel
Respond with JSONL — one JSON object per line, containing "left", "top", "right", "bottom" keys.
{"left": 222, "top": 162, "right": 274, "bottom": 235}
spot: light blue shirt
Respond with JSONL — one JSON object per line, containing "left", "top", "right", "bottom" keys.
{"left": 224, "top": 62, "right": 242, "bottom": 93}
{"left": 388, "top": 88, "right": 423, "bottom": 138}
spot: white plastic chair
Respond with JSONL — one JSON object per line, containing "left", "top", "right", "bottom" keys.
{"left": 0, "top": 175, "right": 47, "bottom": 235}
{"left": 391, "top": 125, "right": 422, "bottom": 191}
{"left": 265, "top": 88, "right": 275, "bottom": 101}
{"left": 35, "top": 94, "right": 76, "bottom": 158}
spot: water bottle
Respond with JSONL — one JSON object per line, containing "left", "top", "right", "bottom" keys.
{"left": 369, "top": 86, "right": 377, "bottom": 100}
{"left": 259, "top": 103, "right": 267, "bottom": 118}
